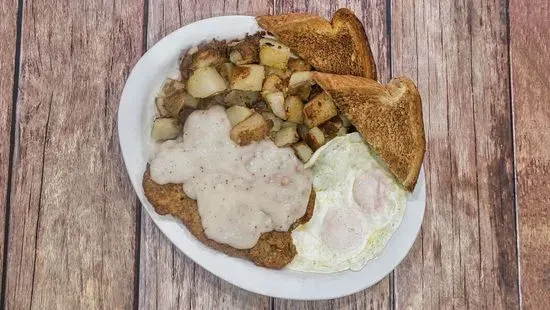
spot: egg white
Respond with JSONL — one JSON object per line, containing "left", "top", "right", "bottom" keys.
{"left": 288, "top": 133, "right": 407, "bottom": 273}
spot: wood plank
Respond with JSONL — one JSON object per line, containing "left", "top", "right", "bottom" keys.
{"left": 138, "top": 0, "right": 272, "bottom": 309}
{"left": 272, "top": 0, "right": 392, "bottom": 308}
{"left": 391, "top": 0, "right": 519, "bottom": 309}
{"left": 510, "top": 1, "right": 550, "bottom": 308}
{"left": 0, "top": 0, "right": 18, "bottom": 296}
{"left": 4, "top": 1, "right": 144, "bottom": 308}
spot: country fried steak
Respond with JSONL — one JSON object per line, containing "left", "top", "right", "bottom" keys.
{"left": 143, "top": 167, "right": 315, "bottom": 269}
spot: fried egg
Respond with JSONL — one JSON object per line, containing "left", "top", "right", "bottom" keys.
{"left": 288, "top": 132, "right": 407, "bottom": 273}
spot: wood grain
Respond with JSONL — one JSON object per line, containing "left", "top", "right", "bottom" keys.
{"left": 510, "top": 1, "right": 550, "bottom": 308}
{"left": 391, "top": 0, "right": 519, "bottom": 309}
{"left": 4, "top": 0, "right": 143, "bottom": 308}
{"left": 138, "top": 0, "right": 272, "bottom": 309}
{"left": 272, "top": 0, "right": 392, "bottom": 308}
{"left": 0, "top": 0, "right": 18, "bottom": 299}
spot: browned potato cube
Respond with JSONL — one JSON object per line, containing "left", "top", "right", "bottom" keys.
{"left": 191, "top": 41, "right": 227, "bottom": 69}
{"left": 274, "top": 126, "right": 299, "bottom": 147}
{"left": 218, "top": 62, "right": 234, "bottom": 83}
{"left": 288, "top": 71, "right": 313, "bottom": 89}
{"left": 265, "top": 66, "right": 292, "bottom": 79}
{"left": 319, "top": 117, "right": 343, "bottom": 138}
{"left": 262, "top": 75, "right": 284, "bottom": 95}
{"left": 229, "top": 36, "right": 260, "bottom": 65}
{"left": 284, "top": 96, "right": 304, "bottom": 124}
{"left": 151, "top": 118, "right": 182, "bottom": 141}
{"left": 288, "top": 58, "right": 312, "bottom": 72}
{"left": 226, "top": 106, "right": 253, "bottom": 126}
{"left": 155, "top": 97, "right": 169, "bottom": 117}
{"left": 231, "top": 65, "right": 265, "bottom": 91}
{"left": 224, "top": 90, "right": 260, "bottom": 106}
{"left": 293, "top": 142, "right": 313, "bottom": 162}
{"left": 264, "top": 91, "right": 286, "bottom": 120}
{"left": 230, "top": 113, "right": 269, "bottom": 145}
{"left": 259, "top": 39, "right": 291, "bottom": 69}
{"left": 305, "top": 127, "right": 326, "bottom": 150}
{"left": 187, "top": 67, "right": 227, "bottom": 98}
{"left": 303, "top": 92, "right": 338, "bottom": 128}
{"left": 261, "top": 112, "right": 283, "bottom": 132}
{"left": 159, "top": 79, "right": 186, "bottom": 97}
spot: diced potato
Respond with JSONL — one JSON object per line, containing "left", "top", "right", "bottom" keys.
{"left": 288, "top": 58, "right": 312, "bottom": 72}
{"left": 284, "top": 96, "right": 304, "bottom": 124}
{"left": 231, "top": 65, "right": 265, "bottom": 91}
{"left": 226, "top": 106, "right": 253, "bottom": 126}
{"left": 158, "top": 79, "right": 186, "bottom": 97}
{"left": 274, "top": 126, "right": 299, "bottom": 147}
{"left": 305, "top": 127, "right": 326, "bottom": 150}
{"left": 229, "top": 37, "right": 259, "bottom": 65}
{"left": 303, "top": 92, "right": 338, "bottom": 128}
{"left": 319, "top": 117, "right": 343, "bottom": 138}
{"left": 293, "top": 142, "right": 313, "bottom": 162}
{"left": 191, "top": 41, "right": 227, "bottom": 69}
{"left": 265, "top": 66, "right": 292, "bottom": 79}
{"left": 218, "top": 62, "right": 234, "bottom": 83}
{"left": 156, "top": 91, "right": 198, "bottom": 117}
{"left": 151, "top": 118, "right": 182, "bottom": 141}
{"left": 187, "top": 67, "right": 227, "bottom": 98}
{"left": 169, "top": 91, "right": 199, "bottom": 115}
{"left": 261, "top": 112, "right": 283, "bottom": 132}
{"left": 339, "top": 113, "right": 352, "bottom": 127}
{"left": 264, "top": 91, "right": 286, "bottom": 120}
{"left": 155, "top": 98, "right": 169, "bottom": 117}
{"left": 230, "top": 113, "right": 269, "bottom": 145}
{"left": 259, "top": 38, "right": 291, "bottom": 69}
{"left": 224, "top": 90, "right": 260, "bottom": 106}
{"left": 288, "top": 71, "right": 313, "bottom": 89}
{"left": 262, "top": 75, "right": 284, "bottom": 95}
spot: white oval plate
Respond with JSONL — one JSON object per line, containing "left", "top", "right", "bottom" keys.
{"left": 118, "top": 15, "right": 426, "bottom": 300}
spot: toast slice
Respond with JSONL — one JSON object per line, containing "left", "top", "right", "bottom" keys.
{"left": 312, "top": 72, "right": 425, "bottom": 191}
{"left": 256, "top": 8, "right": 377, "bottom": 79}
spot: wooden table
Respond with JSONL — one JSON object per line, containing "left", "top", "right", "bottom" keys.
{"left": 0, "top": 0, "right": 548, "bottom": 309}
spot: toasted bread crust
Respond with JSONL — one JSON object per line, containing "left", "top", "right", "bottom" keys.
{"left": 312, "top": 73, "right": 425, "bottom": 191}
{"left": 142, "top": 167, "right": 316, "bottom": 268}
{"left": 256, "top": 8, "right": 377, "bottom": 79}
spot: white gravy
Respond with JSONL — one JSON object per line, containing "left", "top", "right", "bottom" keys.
{"left": 150, "top": 105, "right": 312, "bottom": 249}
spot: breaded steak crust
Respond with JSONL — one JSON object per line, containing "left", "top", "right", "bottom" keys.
{"left": 142, "top": 167, "right": 315, "bottom": 269}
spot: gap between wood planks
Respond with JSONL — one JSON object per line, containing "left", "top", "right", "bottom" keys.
{"left": 1, "top": 0, "right": 24, "bottom": 307}
{"left": 132, "top": 0, "right": 150, "bottom": 308}
{"left": 504, "top": 0, "right": 522, "bottom": 307}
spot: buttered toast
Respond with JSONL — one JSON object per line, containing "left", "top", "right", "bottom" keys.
{"left": 256, "top": 8, "right": 377, "bottom": 79}
{"left": 312, "top": 72, "right": 425, "bottom": 191}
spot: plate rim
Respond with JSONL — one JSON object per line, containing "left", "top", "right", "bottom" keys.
{"left": 118, "top": 15, "right": 426, "bottom": 300}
